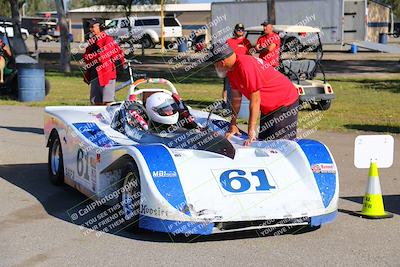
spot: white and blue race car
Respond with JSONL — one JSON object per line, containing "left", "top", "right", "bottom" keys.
{"left": 44, "top": 78, "right": 339, "bottom": 235}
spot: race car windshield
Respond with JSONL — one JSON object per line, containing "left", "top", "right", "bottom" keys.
{"left": 154, "top": 100, "right": 179, "bottom": 116}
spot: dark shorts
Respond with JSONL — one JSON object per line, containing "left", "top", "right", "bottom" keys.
{"left": 90, "top": 79, "right": 116, "bottom": 104}
{"left": 258, "top": 99, "right": 299, "bottom": 141}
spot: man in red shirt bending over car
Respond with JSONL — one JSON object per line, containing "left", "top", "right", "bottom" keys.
{"left": 255, "top": 21, "right": 281, "bottom": 68}
{"left": 209, "top": 42, "right": 299, "bottom": 146}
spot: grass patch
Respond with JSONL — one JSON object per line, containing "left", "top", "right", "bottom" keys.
{"left": 1, "top": 74, "right": 399, "bottom": 133}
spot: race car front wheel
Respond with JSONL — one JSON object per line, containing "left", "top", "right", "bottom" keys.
{"left": 120, "top": 161, "right": 141, "bottom": 231}
{"left": 48, "top": 132, "right": 64, "bottom": 185}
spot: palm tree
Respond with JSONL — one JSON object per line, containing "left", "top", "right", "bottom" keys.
{"left": 268, "top": 0, "right": 276, "bottom": 25}
{"left": 55, "top": 0, "right": 71, "bottom": 73}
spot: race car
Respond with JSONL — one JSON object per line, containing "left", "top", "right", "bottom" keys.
{"left": 44, "top": 78, "right": 339, "bottom": 235}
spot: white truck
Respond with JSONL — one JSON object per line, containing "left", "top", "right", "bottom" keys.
{"left": 105, "top": 16, "right": 183, "bottom": 48}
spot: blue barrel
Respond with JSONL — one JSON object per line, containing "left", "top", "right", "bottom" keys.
{"left": 177, "top": 37, "right": 188, "bottom": 53}
{"left": 351, "top": 43, "right": 358, "bottom": 54}
{"left": 17, "top": 63, "right": 45, "bottom": 102}
{"left": 379, "top": 33, "right": 388, "bottom": 44}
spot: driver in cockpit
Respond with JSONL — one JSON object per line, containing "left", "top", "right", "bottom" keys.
{"left": 124, "top": 92, "right": 198, "bottom": 135}
{"left": 145, "top": 92, "right": 198, "bottom": 133}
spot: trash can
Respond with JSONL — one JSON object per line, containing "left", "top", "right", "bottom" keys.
{"left": 379, "top": 33, "right": 388, "bottom": 44}
{"left": 351, "top": 43, "right": 358, "bottom": 54}
{"left": 17, "top": 63, "right": 45, "bottom": 102}
{"left": 177, "top": 37, "right": 188, "bottom": 53}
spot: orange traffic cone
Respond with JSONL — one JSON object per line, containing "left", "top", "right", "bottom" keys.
{"left": 356, "top": 161, "right": 393, "bottom": 219}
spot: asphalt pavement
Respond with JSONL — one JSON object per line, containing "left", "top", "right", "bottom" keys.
{"left": 0, "top": 105, "right": 399, "bottom": 266}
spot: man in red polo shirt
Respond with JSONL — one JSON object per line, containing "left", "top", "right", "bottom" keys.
{"left": 227, "top": 23, "right": 252, "bottom": 55}
{"left": 210, "top": 42, "right": 299, "bottom": 146}
{"left": 255, "top": 21, "right": 281, "bottom": 68}
{"left": 221, "top": 23, "right": 252, "bottom": 110}
{"left": 83, "top": 18, "right": 125, "bottom": 105}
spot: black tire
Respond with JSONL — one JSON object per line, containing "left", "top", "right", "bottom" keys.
{"left": 45, "top": 78, "right": 50, "bottom": 96}
{"left": 141, "top": 35, "right": 153, "bottom": 49}
{"left": 48, "top": 131, "right": 64, "bottom": 185}
{"left": 310, "top": 100, "right": 331, "bottom": 111}
{"left": 120, "top": 161, "right": 141, "bottom": 231}
{"left": 318, "top": 100, "right": 332, "bottom": 111}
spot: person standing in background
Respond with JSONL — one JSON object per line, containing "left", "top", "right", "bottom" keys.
{"left": 255, "top": 21, "right": 281, "bottom": 68}
{"left": 221, "top": 23, "right": 252, "bottom": 111}
{"left": 83, "top": 18, "right": 125, "bottom": 105}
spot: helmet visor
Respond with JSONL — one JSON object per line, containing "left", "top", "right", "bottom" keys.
{"left": 153, "top": 100, "right": 179, "bottom": 116}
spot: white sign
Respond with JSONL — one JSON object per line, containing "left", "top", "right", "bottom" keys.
{"left": 354, "top": 135, "right": 394, "bottom": 169}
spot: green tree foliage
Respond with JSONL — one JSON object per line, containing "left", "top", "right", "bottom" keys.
{"left": 25, "top": 0, "right": 56, "bottom": 16}
{"left": 94, "top": 0, "right": 162, "bottom": 7}
{"left": 69, "top": 0, "right": 94, "bottom": 10}
{"left": 0, "top": 1, "right": 11, "bottom": 17}
{"left": 381, "top": 0, "right": 400, "bottom": 19}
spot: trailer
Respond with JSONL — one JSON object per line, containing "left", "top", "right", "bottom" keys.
{"left": 211, "top": 0, "right": 344, "bottom": 44}
{"left": 211, "top": 0, "right": 394, "bottom": 47}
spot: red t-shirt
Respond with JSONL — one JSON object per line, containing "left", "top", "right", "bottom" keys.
{"left": 83, "top": 33, "right": 125, "bottom": 86}
{"left": 256, "top": 32, "right": 281, "bottom": 67}
{"left": 227, "top": 55, "right": 298, "bottom": 115}
{"left": 227, "top": 37, "right": 252, "bottom": 55}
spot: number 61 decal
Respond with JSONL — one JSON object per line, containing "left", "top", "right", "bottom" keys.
{"left": 217, "top": 169, "right": 276, "bottom": 194}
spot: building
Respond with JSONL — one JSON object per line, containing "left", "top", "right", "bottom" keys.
{"left": 68, "top": 4, "right": 211, "bottom": 42}
{"left": 344, "top": 0, "right": 392, "bottom": 42}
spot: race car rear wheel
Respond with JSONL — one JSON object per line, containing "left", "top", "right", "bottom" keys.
{"left": 48, "top": 132, "right": 64, "bottom": 185}
{"left": 120, "top": 161, "right": 141, "bottom": 231}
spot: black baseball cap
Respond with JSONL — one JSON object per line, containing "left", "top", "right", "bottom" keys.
{"left": 261, "top": 20, "right": 270, "bottom": 26}
{"left": 207, "top": 42, "right": 234, "bottom": 63}
{"left": 89, "top": 18, "right": 103, "bottom": 27}
{"left": 235, "top": 23, "right": 245, "bottom": 30}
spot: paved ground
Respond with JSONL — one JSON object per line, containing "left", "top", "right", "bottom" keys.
{"left": 0, "top": 106, "right": 399, "bottom": 266}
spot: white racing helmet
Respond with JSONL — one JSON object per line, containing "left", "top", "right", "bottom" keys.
{"left": 145, "top": 92, "right": 179, "bottom": 125}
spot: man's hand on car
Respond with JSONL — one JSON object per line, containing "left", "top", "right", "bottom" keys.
{"left": 225, "top": 124, "right": 241, "bottom": 139}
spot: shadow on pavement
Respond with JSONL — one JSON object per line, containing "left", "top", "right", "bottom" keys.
{"left": 0, "top": 163, "right": 319, "bottom": 243}
{"left": 340, "top": 195, "right": 400, "bottom": 216}
{"left": 344, "top": 124, "right": 400, "bottom": 133}
{"left": 0, "top": 126, "right": 44, "bottom": 135}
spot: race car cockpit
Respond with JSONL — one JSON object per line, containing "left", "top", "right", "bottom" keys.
{"left": 110, "top": 97, "right": 235, "bottom": 159}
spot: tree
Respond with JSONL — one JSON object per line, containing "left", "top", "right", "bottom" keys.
{"left": 69, "top": 0, "right": 93, "bottom": 9}
{"left": 267, "top": 0, "right": 275, "bottom": 25}
{"left": 0, "top": 1, "right": 11, "bottom": 17}
{"left": 9, "top": 0, "right": 26, "bottom": 55}
{"left": 382, "top": 0, "right": 400, "bottom": 19}
{"left": 55, "top": 0, "right": 71, "bottom": 73}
